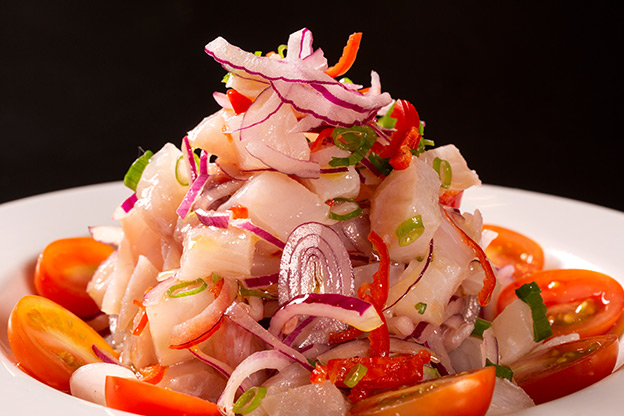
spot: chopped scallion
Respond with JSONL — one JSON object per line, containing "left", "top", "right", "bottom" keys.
{"left": 239, "top": 286, "right": 276, "bottom": 300}
{"left": 328, "top": 198, "right": 362, "bottom": 221}
{"left": 395, "top": 215, "right": 425, "bottom": 247}
{"left": 471, "top": 317, "right": 492, "bottom": 339}
{"left": 432, "top": 157, "right": 453, "bottom": 189}
{"left": 166, "top": 278, "right": 208, "bottom": 299}
{"left": 486, "top": 359, "right": 514, "bottom": 381}
{"left": 329, "top": 126, "right": 377, "bottom": 167}
{"left": 175, "top": 155, "right": 189, "bottom": 186}
{"left": 515, "top": 282, "right": 553, "bottom": 342}
{"left": 277, "top": 44, "right": 287, "bottom": 58}
{"left": 123, "top": 150, "right": 153, "bottom": 191}
{"left": 232, "top": 386, "right": 267, "bottom": 414}
{"left": 415, "top": 302, "right": 427, "bottom": 315}
{"left": 344, "top": 363, "right": 368, "bottom": 388}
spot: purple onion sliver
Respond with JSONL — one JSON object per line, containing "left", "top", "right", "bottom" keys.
{"left": 242, "top": 273, "right": 280, "bottom": 289}
{"left": 183, "top": 136, "right": 198, "bottom": 184}
{"left": 359, "top": 157, "right": 383, "bottom": 178}
{"left": 195, "top": 209, "right": 231, "bottom": 228}
{"left": 176, "top": 173, "right": 209, "bottom": 219}
{"left": 232, "top": 219, "right": 286, "bottom": 249}
{"left": 282, "top": 315, "right": 316, "bottom": 346}
{"left": 319, "top": 167, "right": 349, "bottom": 174}
{"left": 384, "top": 239, "right": 434, "bottom": 311}
{"left": 92, "top": 344, "right": 120, "bottom": 365}
{"left": 120, "top": 193, "right": 138, "bottom": 213}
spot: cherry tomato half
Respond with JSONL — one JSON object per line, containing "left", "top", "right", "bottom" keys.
{"left": 497, "top": 269, "right": 624, "bottom": 338}
{"left": 7, "top": 295, "right": 116, "bottom": 392}
{"left": 510, "top": 334, "right": 618, "bottom": 404}
{"left": 348, "top": 367, "right": 495, "bottom": 416}
{"left": 34, "top": 237, "right": 113, "bottom": 318}
{"left": 105, "top": 376, "right": 221, "bottom": 416}
{"left": 483, "top": 224, "right": 544, "bottom": 279}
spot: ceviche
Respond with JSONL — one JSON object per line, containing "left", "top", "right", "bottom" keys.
{"left": 7, "top": 28, "right": 624, "bottom": 416}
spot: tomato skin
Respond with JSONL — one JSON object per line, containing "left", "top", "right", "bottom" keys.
{"left": 7, "top": 295, "right": 116, "bottom": 392}
{"left": 348, "top": 367, "right": 496, "bottom": 416}
{"left": 483, "top": 224, "right": 544, "bottom": 279}
{"left": 497, "top": 269, "right": 624, "bottom": 338}
{"left": 510, "top": 334, "right": 618, "bottom": 404}
{"left": 34, "top": 237, "right": 113, "bottom": 318}
{"left": 105, "top": 376, "right": 221, "bottom": 416}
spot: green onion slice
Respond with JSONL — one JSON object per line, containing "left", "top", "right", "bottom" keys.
{"left": 471, "top": 317, "right": 492, "bottom": 339}
{"left": 166, "top": 278, "right": 208, "bottom": 299}
{"left": 432, "top": 157, "right": 453, "bottom": 189}
{"left": 344, "top": 363, "right": 368, "bottom": 388}
{"left": 328, "top": 198, "right": 362, "bottom": 221}
{"left": 239, "top": 286, "right": 276, "bottom": 300}
{"left": 415, "top": 302, "right": 427, "bottom": 315}
{"left": 175, "top": 155, "right": 189, "bottom": 186}
{"left": 123, "top": 150, "right": 153, "bottom": 191}
{"left": 329, "top": 126, "right": 377, "bottom": 167}
{"left": 232, "top": 386, "right": 267, "bottom": 414}
{"left": 395, "top": 215, "right": 425, "bottom": 247}
{"left": 277, "top": 44, "right": 287, "bottom": 58}
{"left": 486, "top": 359, "right": 514, "bottom": 381}
{"left": 515, "top": 282, "right": 553, "bottom": 342}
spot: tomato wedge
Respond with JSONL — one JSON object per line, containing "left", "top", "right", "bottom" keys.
{"left": 510, "top": 334, "right": 618, "bottom": 404}
{"left": 348, "top": 367, "right": 495, "bottom": 416}
{"left": 34, "top": 237, "right": 114, "bottom": 318}
{"left": 105, "top": 376, "right": 221, "bottom": 416}
{"left": 7, "top": 295, "right": 116, "bottom": 392}
{"left": 483, "top": 224, "right": 544, "bottom": 279}
{"left": 497, "top": 269, "right": 624, "bottom": 338}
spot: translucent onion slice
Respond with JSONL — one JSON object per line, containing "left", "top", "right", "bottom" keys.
{"left": 269, "top": 293, "right": 383, "bottom": 336}
{"left": 204, "top": 32, "right": 392, "bottom": 128}
{"left": 225, "top": 302, "right": 313, "bottom": 370}
{"left": 245, "top": 140, "right": 320, "bottom": 179}
{"left": 217, "top": 349, "right": 293, "bottom": 416}
{"left": 279, "top": 222, "right": 355, "bottom": 305}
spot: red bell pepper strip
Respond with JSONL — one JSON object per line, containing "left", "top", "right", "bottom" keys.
{"left": 227, "top": 89, "right": 253, "bottom": 114}
{"left": 311, "top": 350, "right": 431, "bottom": 402}
{"left": 325, "top": 33, "right": 362, "bottom": 78}
{"left": 372, "top": 100, "right": 422, "bottom": 170}
{"left": 442, "top": 209, "right": 496, "bottom": 306}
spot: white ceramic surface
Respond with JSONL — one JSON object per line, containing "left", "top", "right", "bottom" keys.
{"left": 0, "top": 182, "right": 623, "bottom": 415}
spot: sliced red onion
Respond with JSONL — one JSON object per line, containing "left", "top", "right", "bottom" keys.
{"left": 217, "top": 349, "right": 293, "bottom": 416}
{"left": 302, "top": 48, "right": 328, "bottom": 71}
{"left": 286, "top": 28, "right": 314, "bottom": 61}
{"left": 204, "top": 34, "right": 392, "bottom": 128}
{"left": 282, "top": 315, "right": 317, "bottom": 346}
{"left": 92, "top": 345, "right": 120, "bottom": 365}
{"left": 279, "top": 222, "right": 355, "bottom": 306}
{"left": 269, "top": 293, "right": 383, "bottom": 336}
{"left": 319, "top": 167, "right": 349, "bottom": 174}
{"left": 213, "top": 91, "right": 232, "bottom": 110}
{"left": 182, "top": 135, "right": 198, "bottom": 184}
{"left": 242, "top": 273, "right": 280, "bottom": 289}
{"left": 231, "top": 219, "right": 286, "bottom": 250}
{"left": 359, "top": 156, "right": 383, "bottom": 178}
{"left": 482, "top": 327, "right": 499, "bottom": 365}
{"left": 188, "top": 347, "right": 250, "bottom": 393}
{"left": 245, "top": 140, "right": 320, "bottom": 179}
{"left": 333, "top": 216, "right": 374, "bottom": 259}
{"left": 225, "top": 302, "right": 313, "bottom": 371}
{"left": 195, "top": 209, "right": 231, "bottom": 228}
{"left": 215, "top": 159, "right": 250, "bottom": 181}
{"left": 176, "top": 150, "right": 210, "bottom": 219}
{"left": 238, "top": 87, "right": 284, "bottom": 137}
{"left": 88, "top": 225, "right": 123, "bottom": 248}
{"left": 385, "top": 239, "right": 434, "bottom": 310}
{"left": 194, "top": 179, "right": 243, "bottom": 212}
{"left": 120, "top": 193, "right": 137, "bottom": 213}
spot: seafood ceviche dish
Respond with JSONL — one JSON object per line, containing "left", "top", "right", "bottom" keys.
{"left": 7, "top": 28, "right": 624, "bottom": 416}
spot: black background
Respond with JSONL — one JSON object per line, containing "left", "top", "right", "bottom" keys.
{"left": 1, "top": 1, "right": 622, "bottom": 212}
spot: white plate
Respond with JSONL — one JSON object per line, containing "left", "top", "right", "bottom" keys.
{"left": 0, "top": 182, "right": 623, "bottom": 415}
